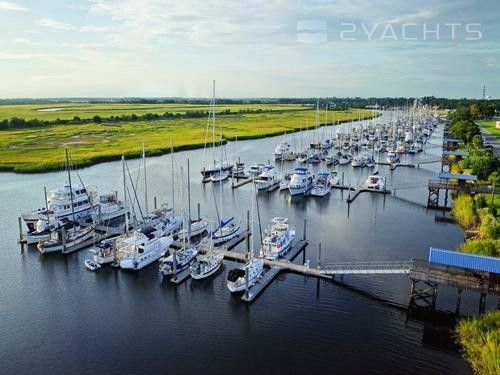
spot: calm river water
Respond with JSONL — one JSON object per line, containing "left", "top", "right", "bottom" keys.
{"left": 0, "top": 113, "right": 483, "bottom": 374}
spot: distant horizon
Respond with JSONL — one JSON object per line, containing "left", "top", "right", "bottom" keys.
{"left": 0, "top": 94, "right": 497, "bottom": 101}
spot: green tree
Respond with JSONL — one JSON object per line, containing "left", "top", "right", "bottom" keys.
{"left": 470, "top": 104, "right": 479, "bottom": 119}
{"left": 450, "top": 119, "right": 480, "bottom": 144}
{"left": 92, "top": 115, "right": 102, "bottom": 123}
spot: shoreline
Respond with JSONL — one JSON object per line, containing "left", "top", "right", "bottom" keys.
{"left": 1, "top": 112, "right": 381, "bottom": 174}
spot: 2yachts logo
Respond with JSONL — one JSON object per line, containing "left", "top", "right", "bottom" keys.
{"left": 297, "top": 21, "right": 482, "bottom": 43}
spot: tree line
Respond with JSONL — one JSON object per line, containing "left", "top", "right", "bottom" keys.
{"left": 0, "top": 107, "right": 287, "bottom": 130}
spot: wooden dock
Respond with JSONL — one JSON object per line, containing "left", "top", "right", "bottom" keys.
{"left": 241, "top": 239, "right": 309, "bottom": 302}
{"left": 346, "top": 188, "right": 391, "bottom": 203}
{"left": 377, "top": 162, "right": 415, "bottom": 170}
{"left": 231, "top": 177, "right": 253, "bottom": 188}
{"left": 330, "top": 184, "right": 356, "bottom": 191}
{"left": 168, "top": 230, "right": 251, "bottom": 284}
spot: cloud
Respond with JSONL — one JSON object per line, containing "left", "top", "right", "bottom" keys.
{"left": 36, "top": 18, "right": 76, "bottom": 30}
{"left": 79, "top": 25, "right": 114, "bottom": 32}
{"left": 0, "top": 1, "right": 27, "bottom": 11}
{"left": 12, "top": 37, "right": 41, "bottom": 45}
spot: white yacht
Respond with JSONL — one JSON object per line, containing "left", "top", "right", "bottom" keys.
{"left": 351, "top": 155, "right": 366, "bottom": 168}
{"left": 159, "top": 245, "right": 198, "bottom": 277}
{"left": 226, "top": 257, "right": 264, "bottom": 293}
{"left": 310, "top": 172, "right": 331, "bottom": 197}
{"left": 386, "top": 152, "right": 400, "bottom": 164}
{"left": 248, "top": 164, "right": 265, "bottom": 176}
{"left": 118, "top": 227, "right": 173, "bottom": 270}
{"left": 260, "top": 217, "right": 296, "bottom": 259}
{"left": 91, "top": 193, "right": 129, "bottom": 223}
{"left": 22, "top": 183, "right": 99, "bottom": 231}
{"left": 190, "top": 239, "right": 224, "bottom": 280}
{"left": 327, "top": 171, "right": 340, "bottom": 186}
{"left": 254, "top": 165, "right": 279, "bottom": 191}
{"left": 288, "top": 168, "right": 314, "bottom": 196}
{"left": 365, "top": 172, "right": 386, "bottom": 190}
{"left": 273, "top": 141, "right": 291, "bottom": 160}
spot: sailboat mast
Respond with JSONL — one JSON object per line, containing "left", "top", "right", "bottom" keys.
{"left": 187, "top": 158, "right": 191, "bottom": 222}
{"left": 65, "top": 147, "right": 76, "bottom": 226}
{"left": 212, "top": 80, "right": 216, "bottom": 165}
{"left": 170, "top": 132, "right": 175, "bottom": 210}
{"left": 43, "top": 186, "right": 50, "bottom": 223}
{"left": 122, "top": 155, "right": 129, "bottom": 235}
{"left": 142, "top": 143, "right": 148, "bottom": 214}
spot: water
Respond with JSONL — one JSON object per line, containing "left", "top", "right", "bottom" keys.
{"left": 0, "top": 114, "right": 477, "bottom": 374}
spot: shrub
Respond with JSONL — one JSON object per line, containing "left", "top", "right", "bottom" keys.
{"left": 456, "top": 310, "right": 500, "bottom": 375}
{"left": 453, "top": 194, "right": 477, "bottom": 229}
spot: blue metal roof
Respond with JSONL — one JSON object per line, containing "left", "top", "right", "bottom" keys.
{"left": 438, "top": 172, "right": 477, "bottom": 181}
{"left": 443, "top": 138, "right": 463, "bottom": 143}
{"left": 429, "top": 248, "right": 500, "bottom": 274}
{"left": 442, "top": 151, "right": 470, "bottom": 157}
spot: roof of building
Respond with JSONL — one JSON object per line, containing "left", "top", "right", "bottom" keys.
{"left": 438, "top": 172, "right": 477, "bottom": 181}
{"left": 442, "top": 150, "right": 470, "bottom": 156}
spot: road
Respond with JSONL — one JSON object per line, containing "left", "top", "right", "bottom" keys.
{"left": 480, "top": 127, "right": 500, "bottom": 156}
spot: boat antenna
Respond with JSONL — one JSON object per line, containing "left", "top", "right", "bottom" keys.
{"left": 65, "top": 147, "right": 76, "bottom": 228}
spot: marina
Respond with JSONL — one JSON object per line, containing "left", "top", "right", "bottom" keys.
{"left": 1, "top": 110, "right": 497, "bottom": 374}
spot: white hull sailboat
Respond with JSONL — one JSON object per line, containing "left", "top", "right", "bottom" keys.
{"left": 226, "top": 258, "right": 264, "bottom": 293}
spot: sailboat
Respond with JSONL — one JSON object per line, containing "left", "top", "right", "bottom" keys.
{"left": 201, "top": 80, "right": 232, "bottom": 180}
{"left": 190, "top": 238, "right": 224, "bottom": 279}
{"left": 210, "top": 156, "right": 242, "bottom": 244}
{"left": 226, "top": 257, "right": 264, "bottom": 293}
{"left": 226, "top": 181, "right": 264, "bottom": 293}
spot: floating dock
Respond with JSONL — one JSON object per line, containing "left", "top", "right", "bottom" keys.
{"left": 346, "top": 187, "right": 392, "bottom": 203}
{"left": 231, "top": 177, "right": 253, "bottom": 188}
{"left": 241, "top": 239, "right": 308, "bottom": 302}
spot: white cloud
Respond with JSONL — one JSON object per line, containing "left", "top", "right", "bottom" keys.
{"left": 12, "top": 37, "right": 40, "bottom": 45}
{"left": 0, "top": 1, "right": 27, "bottom": 11}
{"left": 79, "top": 25, "right": 114, "bottom": 32}
{"left": 36, "top": 18, "right": 76, "bottom": 30}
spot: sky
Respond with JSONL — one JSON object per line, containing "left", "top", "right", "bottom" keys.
{"left": 0, "top": 0, "right": 499, "bottom": 99}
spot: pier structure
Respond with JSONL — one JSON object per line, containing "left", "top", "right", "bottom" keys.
{"left": 427, "top": 172, "right": 496, "bottom": 209}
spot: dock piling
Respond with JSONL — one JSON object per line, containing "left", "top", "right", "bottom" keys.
{"left": 154, "top": 196, "right": 157, "bottom": 210}
{"left": 303, "top": 219, "right": 307, "bottom": 241}
{"left": 455, "top": 289, "right": 463, "bottom": 315}
{"left": 172, "top": 248, "right": 178, "bottom": 282}
{"left": 317, "top": 243, "right": 322, "bottom": 270}
{"left": 197, "top": 203, "right": 201, "bottom": 220}
{"left": 244, "top": 267, "right": 249, "bottom": 300}
{"left": 18, "top": 216, "right": 23, "bottom": 243}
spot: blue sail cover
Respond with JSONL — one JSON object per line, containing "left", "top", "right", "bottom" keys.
{"left": 210, "top": 216, "right": 235, "bottom": 236}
